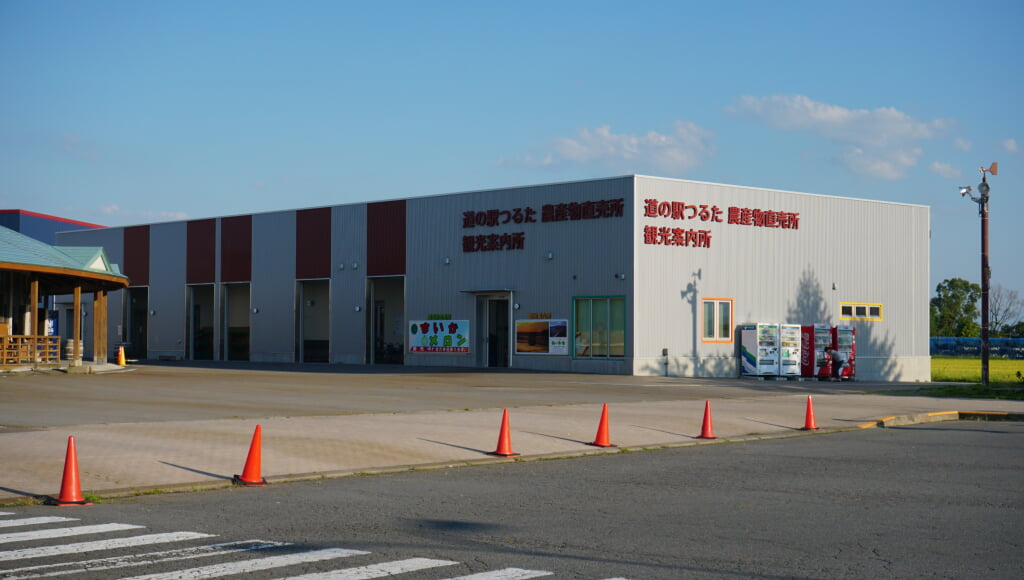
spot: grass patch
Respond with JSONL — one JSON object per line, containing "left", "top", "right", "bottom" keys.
{"left": 931, "top": 356, "right": 1024, "bottom": 384}
{"left": 888, "top": 356, "right": 1024, "bottom": 400}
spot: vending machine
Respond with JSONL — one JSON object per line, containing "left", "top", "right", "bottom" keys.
{"left": 740, "top": 323, "right": 780, "bottom": 376}
{"left": 800, "top": 324, "right": 832, "bottom": 378}
{"left": 779, "top": 324, "right": 801, "bottom": 376}
{"left": 832, "top": 325, "right": 856, "bottom": 379}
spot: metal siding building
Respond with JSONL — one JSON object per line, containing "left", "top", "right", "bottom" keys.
{"left": 56, "top": 175, "right": 931, "bottom": 381}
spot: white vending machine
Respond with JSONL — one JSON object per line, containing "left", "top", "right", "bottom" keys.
{"left": 779, "top": 324, "right": 801, "bottom": 376}
{"left": 740, "top": 323, "right": 780, "bottom": 376}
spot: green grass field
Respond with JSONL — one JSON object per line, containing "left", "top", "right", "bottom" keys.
{"left": 931, "top": 356, "right": 1023, "bottom": 383}
{"left": 924, "top": 356, "right": 1024, "bottom": 400}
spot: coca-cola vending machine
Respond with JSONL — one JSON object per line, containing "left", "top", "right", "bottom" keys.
{"left": 801, "top": 324, "right": 832, "bottom": 378}
{"left": 832, "top": 325, "right": 856, "bottom": 379}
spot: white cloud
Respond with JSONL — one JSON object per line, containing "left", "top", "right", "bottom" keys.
{"left": 101, "top": 204, "right": 120, "bottom": 215}
{"left": 58, "top": 132, "right": 103, "bottom": 162}
{"left": 838, "top": 147, "right": 921, "bottom": 180}
{"left": 727, "top": 95, "right": 950, "bottom": 180}
{"left": 1002, "top": 138, "right": 1018, "bottom": 153}
{"left": 517, "top": 121, "right": 714, "bottom": 173}
{"left": 928, "top": 161, "right": 962, "bottom": 179}
{"left": 953, "top": 137, "right": 972, "bottom": 151}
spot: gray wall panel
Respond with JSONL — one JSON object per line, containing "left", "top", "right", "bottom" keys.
{"left": 251, "top": 211, "right": 296, "bottom": 362}
{"left": 330, "top": 204, "right": 367, "bottom": 363}
{"left": 148, "top": 222, "right": 187, "bottom": 358}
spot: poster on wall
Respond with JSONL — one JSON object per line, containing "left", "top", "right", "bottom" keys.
{"left": 409, "top": 320, "right": 470, "bottom": 353}
{"left": 515, "top": 319, "right": 569, "bottom": 355}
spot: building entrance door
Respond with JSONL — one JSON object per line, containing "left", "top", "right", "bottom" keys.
{"left": 486, "top": 297, "right": 510, "bottom": 368}
{"left": 125, "top": 287, "right": 148, "bottom": 360}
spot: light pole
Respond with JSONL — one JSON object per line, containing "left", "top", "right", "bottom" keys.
{"left": 959, "top": 162, "right": 998, "bottom": 386}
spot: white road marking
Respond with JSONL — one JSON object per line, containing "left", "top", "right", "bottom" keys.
{"left": 119, "top": 547, "right": 369, "bottom": 580}
{"left": 277, "top": 557, "right": 460, "bottom": 579}
{"left": 444, "top": 569, "right": 553, "bottom": 579}
{"left": 0, "top": 517, "right": 78, "bottom": 529}
{"left": 0, "top": 531, "right": 214, "bottom": 561}
{"left": 0, "top": 523, "right": 144, "bottom": 544}
{"left": 0, "top": 512, "right": 16, "bottom": 516}
{"left": 2, "top": 540, "right": 288, "bottom": 579}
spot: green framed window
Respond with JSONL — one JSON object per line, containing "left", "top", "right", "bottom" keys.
{"left": 573, "top": 296, "right": 625, "bottom": 358}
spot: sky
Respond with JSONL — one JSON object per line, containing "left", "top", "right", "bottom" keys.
{"left": 1, "top": 0, "right": 1021, "bottom": 297}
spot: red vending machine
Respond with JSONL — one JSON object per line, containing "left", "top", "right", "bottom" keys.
{"left": 800, "top": 324, "right": 832, "bottom": 378}
{"left": 831, "top": 325, "right": 856, "bottom": 379}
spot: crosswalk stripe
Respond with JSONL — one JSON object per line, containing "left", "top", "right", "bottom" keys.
{"left": 2, "top": 540, "right": 288, "bottom": 578}
{"left": 0, "top": 517, "right": 79, "bottom": 529}
{"left": 276, "top": 557, "right": 460, "bottom": 579}
{"left": 119, "top": 547, "right": 369, "bottom": 580}
{"left": 0, "top": 523, "right": 144, "bottom": 544}
{"left": 0, "top": 512, "right": 16, "bottom": 516}
{"left": 443, "top": 569, "right": 553, "bottom": 579}
{"left": 0, "top": 531, "right": 215, "bottom": 562}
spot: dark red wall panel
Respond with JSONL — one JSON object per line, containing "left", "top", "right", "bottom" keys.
{"left": 220, "top": 215, "right": 252, "bottom": 283}
{"left": 123, "top": 226, "right": 150, "bottom": 287}
{"left": 186, "top": 219, "right": 216, "bottom": 284}
{"left": 367, "top": 200, "right": 406, "bottom": 277}
{"left": 295, "top": 207, "right": 332, "bottom": 279}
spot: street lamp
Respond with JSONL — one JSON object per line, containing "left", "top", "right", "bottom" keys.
{"left": 959, "top": 162, "right": 998, "bottom": 386}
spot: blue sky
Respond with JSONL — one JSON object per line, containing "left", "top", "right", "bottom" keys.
{"left": 1, "top": 0, "right": 1021, "bottom": 296}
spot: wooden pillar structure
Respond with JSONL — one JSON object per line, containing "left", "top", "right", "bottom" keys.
{"left": 29, "top": 278, "right": 39, "bottom": 336}
{"left": 72, "top": 285, "right": 82, "bottom": 366}
{"left": 93, "top": 290, "right": 108, "bottom": 363}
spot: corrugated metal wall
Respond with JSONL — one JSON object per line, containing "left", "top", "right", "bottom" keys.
{"left": 55, "top": 175, "right": 929, "bottom": 380}
{"left": 405, "top": 176, "right": 635, "bottom": 372}
{"left": 331, "top": 204, "right": 368, "bottom": 363}
{"left": 634, "top": 176, "right": 929, "bottom": 380}
{"left": 148, "top": 222, "right": 186, "bottom": 359}
{"left": 251, "top": 211, "right": 297, "bottom": 362}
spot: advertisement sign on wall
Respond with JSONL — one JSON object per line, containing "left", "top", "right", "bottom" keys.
{"left": 515, "top": 319, "right": 569, "bottom": 355}
{"left": 409, "top": 320, "right": 470, "bottom": 353}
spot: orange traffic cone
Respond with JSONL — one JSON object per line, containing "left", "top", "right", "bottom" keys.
{"left": 587, "top": 403, "right": 615, "bottom": 448}
{"left": 801, "top": 396, "right": 820, "bottom": 430}
{"left": 50, "top": 436, "right": 92, "bottom": 506}
{"left": 233, "top": 425, "right": 268, "bottom": 486}
{"left": 116, "top": 346, "right": 126, "bottom": 366}
{"left": 697, "top": 400, "right": 716, "bottom": 440}
{"left": 487, "top": 408, "right": 520, "bottom": 457}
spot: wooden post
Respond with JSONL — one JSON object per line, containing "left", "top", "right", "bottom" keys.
{"left": 93, "top": 291, "right": 107, "bottom": 363}
{"left": 72, "top": 286, "right": 81, "bottom": 366}
{"left": 29, "top": 278, "right": 39, "bottom": 336}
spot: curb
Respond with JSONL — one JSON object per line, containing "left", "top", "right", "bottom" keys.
{"left": 856, "top": 410, "right": 1024, "bottom": 429}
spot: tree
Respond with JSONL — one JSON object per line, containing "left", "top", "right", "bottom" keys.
{"left": 989, "top": 284, "right": 1023, "bottom": 337}
{"left": 1004, "top": 320, "right": 1024, "bottom": 338}
{"left": 930, "top": 277, "right": 981, "bottom": 337}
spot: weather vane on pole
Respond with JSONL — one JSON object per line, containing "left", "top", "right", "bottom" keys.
{"left": 959, "top": 162, "right": 997, "bottom": 386}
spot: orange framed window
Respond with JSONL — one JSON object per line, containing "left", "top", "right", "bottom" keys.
{"left": 701, "top": 298, "right": 734, "bottom": 343}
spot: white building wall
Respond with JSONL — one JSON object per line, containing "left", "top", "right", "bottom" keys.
{"left": 633, "top": 175, "right": 930, "bottom": 381}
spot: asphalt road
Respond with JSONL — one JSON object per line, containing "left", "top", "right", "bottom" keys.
{"left": 0, "top": 361, "right": 901, "bottom": 429}
{"left": 3, "top": 421, "right": 1021, "bottom": 579}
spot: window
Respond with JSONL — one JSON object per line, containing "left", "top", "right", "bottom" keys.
{"left": 840, "top": 302, "right": 883, "bottom": 321}
{"left": 702, "top": 298, "right": 733, "bottom": 342}
{"left": 574, "top": 297, "right": 625, "bottom": 358}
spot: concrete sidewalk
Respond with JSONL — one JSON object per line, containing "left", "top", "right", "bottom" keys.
{"left": 3, "top": 385, "right": 1023, "bottom": 503}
